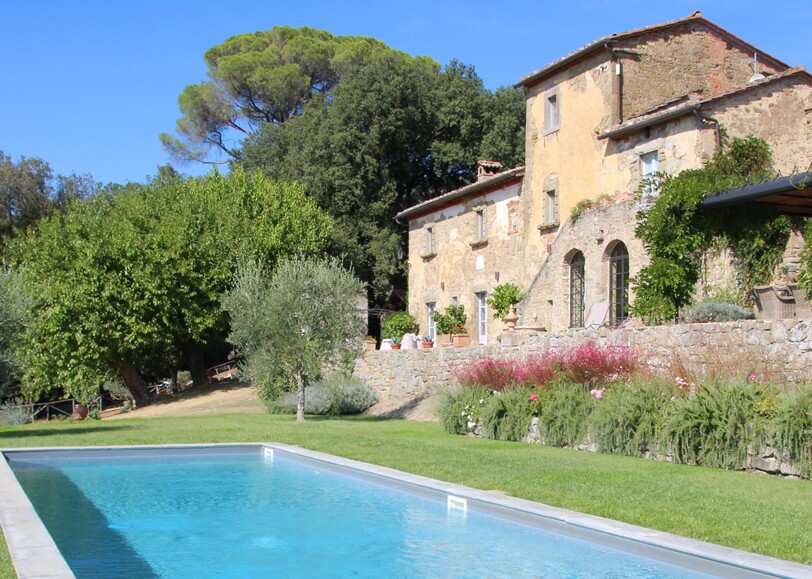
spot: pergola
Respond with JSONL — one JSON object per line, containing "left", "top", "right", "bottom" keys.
{"left": 701, "top": 171, "right": 812, "bottom": 216}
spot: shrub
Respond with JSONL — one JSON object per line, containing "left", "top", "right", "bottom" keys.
{"left": 660, "top": 377, "right": 772, "bottom": 469}
{"left": 682, "top": 301, "right": 755, "bottom": 323}
{"left": 588, "top": 379, "right": 671, "bottom": 456}
{"left": 486, "top": 283, "right": 525, "bottom": 321}
{"left": 102, "top": 377, "right": 132, "bottom": 401}
{"left": 269, "top": 374, "right": 377, "bottom": 416}
{"left": 381, "top": 311, "right": 419, "bottom": 341}
{"left": 562, "top": 343, "right": 641, "bottom": 387}
{"left": 0, "top": 400, "right": 33, "bottom": 426}
{"left": 432, "top": 304, "right": 467, "bottom": 338}
{"left": 537, "top": 381, "right": 594, "bottom": 447}
{"left": 455, "top": 357, "right": 519, "bottom": 391}
{"left": 436, "top": 385, "right": 490, "bottom": 435}
{"left": 515, "top": 354, "right": 561, "bottom": 388}
{"left": 770, "top": 383, "right": 812, "bottom": 477}
{"left": 481, "top": 387, "right": 533, "bottom": 441}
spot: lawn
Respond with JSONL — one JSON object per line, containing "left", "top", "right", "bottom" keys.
{"left": 1, "top": 414, "right": 811, "bottom": 577}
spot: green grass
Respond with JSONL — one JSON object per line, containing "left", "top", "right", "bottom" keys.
{"left": 1, "top": 414, "right": 811, "bottom": 576}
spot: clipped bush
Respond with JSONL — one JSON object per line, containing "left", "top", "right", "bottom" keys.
{"left": 537, "top": 381, "right": 594, "bottom": 447}
{"left": 682, "top": 301, "right": 755, "bottom": 323}
{"left": 481, "top": 386, "right": 534, "bottom": 441}
{"left": 0, "top": 400, "right": 33, "bottom": 426}
{"left": 436, "top": 385, "right": 490, "bottom": 435}
{"left": 660, "top": 378, "right": 771, "bottom": 469}
{"left": 770, "top": 383, "right": 812, "bottom": 477}
{"left": 270, "top": 374, "right": 377, "bottom": 416}
{"left": 588, "top": 379, "right": 671, "bottom": 456}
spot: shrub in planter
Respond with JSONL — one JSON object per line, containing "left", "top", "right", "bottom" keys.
{"left": 436, "top": 385, "right": 490, "bottom": 435}
{"left": 481, "top": 386, "right": 534, "bottom": 441}
{"left": 381, "top": 311, "right": 419, "bottom": 341}
{"left": 588, "top": 379, "right": 671, "bottom": 457}
{"left": 537, "top": 380, "right": 594, "bottom": 447}
{"left": 432, "top": 304, "right": 467, "bottom": 341}
{"left": 682, "top": 301, "right": 755, "bottom": 323}
{"left": 660, "top": 377, "right": 772, "bottom": 469}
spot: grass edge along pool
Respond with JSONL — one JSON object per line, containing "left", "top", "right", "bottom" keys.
{"left": 1, "top": 443, "right": 809, "bottom": 578}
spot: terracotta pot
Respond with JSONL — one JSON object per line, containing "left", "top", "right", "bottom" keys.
{"left": 452, "top": 333, "right": 470, "bottom": 347}
{"left": 363, "top": 341, "right": 377, "bottom": 351}
{"left": 422, "top": 341, "right": 433, "bottom": 348}
{"left": 72, "top": 404, "right": 89, "bottom": 420}
{"left": 391, "top": 343, "right": 401, "bottom": 350}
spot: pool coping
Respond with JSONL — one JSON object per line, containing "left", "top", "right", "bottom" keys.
{"left": 1, "top": 442, "right": 810, "bottom": 578}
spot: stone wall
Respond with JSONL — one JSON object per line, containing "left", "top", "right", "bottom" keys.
{"left": 353, "top": 319, "right": 812, "bottom": 402}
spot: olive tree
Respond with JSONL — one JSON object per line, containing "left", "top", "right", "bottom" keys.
{"left": 224, "top": 256, "right": 365, "bottom": 421}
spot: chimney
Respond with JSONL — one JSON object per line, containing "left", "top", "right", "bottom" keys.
{"left": 476, "top": 160, "right": 503, "bottom": 181}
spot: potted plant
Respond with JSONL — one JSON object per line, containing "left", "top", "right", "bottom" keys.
{"left": 432, "top": 304, "right": 468, "bottom": 346}
{"left": 422, "top": 336, "right": 434, "bottom": 348}
{"left": 363, "top": 335, "right": 377, "bottom": 351}
{"left": 486, "top": 283, "right": 525, "bottom": 322}
{"left": 381, "top": 311, "right": 419, "bottom": 348}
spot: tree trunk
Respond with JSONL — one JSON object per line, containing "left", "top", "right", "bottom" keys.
{"left": 296, "top": 372, "right": 306, "bottom": 422}
{"left": 184, "top": 344, "right": 207, "bottom": 387}
{"left": 120, "top": 367, "right": 150, "bottom": 408}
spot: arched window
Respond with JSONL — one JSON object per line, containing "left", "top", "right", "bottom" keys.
{"left": 569, "top": 251, "right": 585, "bottom": 327}
{"left": 609, "top": 242, "right": 629, "bottom": 326}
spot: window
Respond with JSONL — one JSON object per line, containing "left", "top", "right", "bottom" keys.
{"left": 475, "top": 292, "right": 488, "bottom": 345}
{"left": 508, "top": 201, "right": 520, "bottom": 235}
{"left": 609, "top": 243, "right": 630, "bottom": 327}
{"left": 640, "top": 151, "right": 659, "bottom": 195}
{"left": 544, "top": 90, "right": 561, "bottom": 133}
{"left": 476, "top": 209, "right": 486, "bottom": 240}
{"left": 425, "top": 226, "right": 435, "bottom": 254}
{"left": 426, "top": 302, "right": 437, "bottom": 342}
{"left": 546, "top": 190, "right": 558, "bottom": 224}
{"left": 569, "top": 251, "right": 585, "bottom": 328}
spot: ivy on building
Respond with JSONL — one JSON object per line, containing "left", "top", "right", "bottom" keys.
{"left": 632, "top": 136, "right": 796, "bottom": 324}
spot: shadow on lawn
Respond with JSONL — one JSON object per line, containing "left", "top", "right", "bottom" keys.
{"left": 0, "top": 424, "right": 133, "bottom": 439}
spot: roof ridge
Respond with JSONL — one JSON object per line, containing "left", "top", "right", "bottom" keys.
{"left": 517, "top": 12, "right": 790, "bottom": 89}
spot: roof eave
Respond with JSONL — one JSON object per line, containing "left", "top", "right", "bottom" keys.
{"left": 395, "top": 169, "right": 525, "bottom": 221}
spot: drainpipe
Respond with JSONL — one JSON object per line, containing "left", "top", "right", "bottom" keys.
{"left": 604, "top": 44, "right": 623, "bottom": 125}
{"left": 696, "top": 111, "right": 722, "bottom": 157}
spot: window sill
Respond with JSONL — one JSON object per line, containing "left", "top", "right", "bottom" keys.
{"left": 537, "top": 222, "right": 559, "bottom": 233}
{"left": 419, "top": 251, "right": 437, "bottom": 260}
{"left": 469, "top": 238, "right": 488, "bottom": 248}
{"left": 542, "top": 126, "right": 560, "bottom": 137}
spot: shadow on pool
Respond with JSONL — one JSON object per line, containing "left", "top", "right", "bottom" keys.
{"left": 12, "top": 461, "right": 157, "bottom": 578}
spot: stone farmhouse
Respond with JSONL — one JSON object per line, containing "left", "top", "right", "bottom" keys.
{"left": 396, "top": 11, "right": 812, "bottom": 345}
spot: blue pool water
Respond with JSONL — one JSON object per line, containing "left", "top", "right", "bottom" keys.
{"left": 8, "top": 447, "right": 711, "bottom": 578}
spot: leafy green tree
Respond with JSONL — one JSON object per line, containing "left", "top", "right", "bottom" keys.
{"left": 240, "top": 51, "right": 525, "bottom": 299}
{"left": 16, "top": 168, "right": 331, "bottom": 405}
{"left": 0, "top": 267, "right": 30, "bottom": 401}
{"left": 224, "top": 256, "right": 366, "bottom": 421}
{"left": 161, "top": 26, "right": 390, "bottom": 164}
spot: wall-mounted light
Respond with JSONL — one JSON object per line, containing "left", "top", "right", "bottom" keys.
{"left": 495, "top": 271, "right": 500, "bottom": 282}
{"left": 596, "top": 229, "right": 605, "bottom": 244}
{"left": 441, "top": 282, "right": 445, "bottom": 291}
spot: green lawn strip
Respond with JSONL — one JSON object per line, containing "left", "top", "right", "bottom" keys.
{"left": 0, "top": 526, "right": 11, "bottom": 579}
{"left": 0, "top": 414, "right": 810, "bottom": 570}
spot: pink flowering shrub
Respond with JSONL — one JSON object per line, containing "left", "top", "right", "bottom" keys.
{"left": 562, "top": 343, "right": 641, "bottom": 387}
{"left": 455, "top": 357, "right": 519, "bottom": 391}
{"left": 454, "top": 344, "right": 643, "bottom": 391}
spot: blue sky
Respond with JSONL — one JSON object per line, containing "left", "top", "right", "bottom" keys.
{"left": 1, "top": 0, "right": 809, "bottom": 185}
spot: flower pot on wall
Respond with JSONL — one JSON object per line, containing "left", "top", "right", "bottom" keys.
{"left": 422, "top": 341, "right": 433, "bottom": 349}
{"left": 452, "top": 333, "right": 470, "bottom": 347}
{"left": 391, "top": 343, "right": 401, "bottom": 350}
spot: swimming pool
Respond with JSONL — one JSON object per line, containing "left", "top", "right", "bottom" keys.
{"left": 1, "top": 444, "right": 809, "bottom": 578}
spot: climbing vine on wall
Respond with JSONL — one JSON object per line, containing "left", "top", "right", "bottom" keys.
{"left": 632, "top": 136, "right": 792, "bottom": 324}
